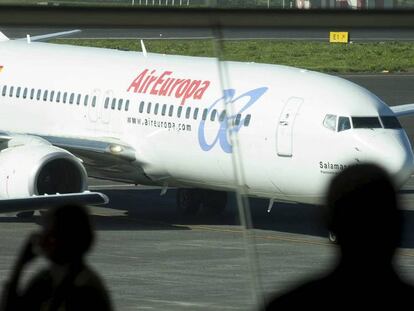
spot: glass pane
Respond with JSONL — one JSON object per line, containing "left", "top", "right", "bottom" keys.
{"left": 381, "top": 116, "right": 402, "bottom": 129}
{"left": 338, "top": 116, "right": 351, "bottom": 132}
{"left": 1, "top": 11, "right": 414, "bottom": 311}
{"left": 323, "top": 114, "right": 337, "bottom": 131}
{"left": 352, "top": 117, "right": 382, "bottom": 128}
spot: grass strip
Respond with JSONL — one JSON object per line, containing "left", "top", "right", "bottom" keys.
{"left": 52, "top": 39, "right": 414, "bottom": 73}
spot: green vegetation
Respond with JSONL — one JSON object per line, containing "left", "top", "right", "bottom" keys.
{"left": 52, "top": 38, "right": 414, "bottom": 73}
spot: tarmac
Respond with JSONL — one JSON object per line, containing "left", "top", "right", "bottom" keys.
{"left": 0, "top": 179, "right": 414, "bottom": 310}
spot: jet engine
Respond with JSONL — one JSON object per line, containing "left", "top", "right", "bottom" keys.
{"left": 0, "top": 144, "right": 87, "bottom": 198}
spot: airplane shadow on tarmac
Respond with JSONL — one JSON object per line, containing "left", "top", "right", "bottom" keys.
{"left": 1, "top": 188, "right": 414, "bottom": 248}
{"left": 97, "top": 189, "right": 414, "bottom": 249}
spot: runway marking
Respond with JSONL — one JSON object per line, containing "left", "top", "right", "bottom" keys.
{"left": 118, "top": 215, "right": 414, "bottom": 258}
{"left": 185, "top": 224, "right": 332, "bottom": 247}
{"left": 88, "top": 198, "right": 414, "bottom": 257}
{"left": 143, "top": 298, "right": 241, "bottom": 309}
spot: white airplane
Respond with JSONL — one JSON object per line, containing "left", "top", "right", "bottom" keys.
{"left": 0, "top": 30, "right": 413, "bottom": 216}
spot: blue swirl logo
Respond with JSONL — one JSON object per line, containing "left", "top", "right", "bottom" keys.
{"left": 197, "top": 87, "right": 268, "bottom": 153}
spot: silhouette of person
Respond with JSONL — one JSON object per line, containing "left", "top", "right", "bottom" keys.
{"left": 265, "top": 163, "right": 414, "bottom": 310}
{"left": 1, "top": 204, "right": 113, "bottom": 311}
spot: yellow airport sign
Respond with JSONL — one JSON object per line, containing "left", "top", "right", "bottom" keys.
{"left": 329, "top": 32, "right": 349, "bottom": 43}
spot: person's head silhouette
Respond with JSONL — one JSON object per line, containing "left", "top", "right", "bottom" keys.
{"left": 40, "top": 204, "right": 94, "bottom": 265}
{"left": 326, "top": 164, "right": 401, "bottom": 267}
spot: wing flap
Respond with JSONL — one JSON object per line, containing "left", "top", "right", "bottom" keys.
{"left": 18, "top": 29, "right": 81, "bottom": 42}
{"left": 0, "top": 132, "right": 147, "bottom": 183}
{"left": 0, "top": 31, "right": 9, "bottom": 42}
{"left": 0, "top": 192, "right": 109, "bottom": 214}
{"left": 391, "top": 104, "right": 414, "bottom": 117}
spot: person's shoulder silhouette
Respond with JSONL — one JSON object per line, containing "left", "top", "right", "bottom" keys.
{"left": 1, "top": 204, "right": 113, "bottom": 311}
{"left": 265, "top": 163, "right": 414, "bottom": 310}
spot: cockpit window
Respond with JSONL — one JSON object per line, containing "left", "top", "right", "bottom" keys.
{"left": 380, "top": 116, "right": 402, "bottom": 129}
{"left": 338, "top": 117, "right": 351, "bottom": 132}
{"left": 352, "top": 117, "right": 382, "bottom": 129}
{"left": 323, "top": 114, "right": 337, "bottom": 131}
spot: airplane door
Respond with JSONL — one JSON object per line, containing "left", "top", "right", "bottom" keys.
{"left": 276, "top": 97, "right": 303, "bottom": 157}
{"left": 88, "top": 89, "right": 101, "bottom": 123}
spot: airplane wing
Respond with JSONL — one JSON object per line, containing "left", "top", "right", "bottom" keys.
{"left": 0, "top": 31, "right": 9, "bottom": 42}
{"left": 391, "top": 104, "right": 414, "bottom": 117}
{"left": 41, "top": 134, "right": 147, "bottom": 183}
{"left": 0, "top": 192, "right": 109, "bottom": 214}
{"left": 0, "top": 132, "right": 144, "bottom": 213}
{"left": 0, "top": 132, "right": 142, "bottom": 181}
{"left": 20, "top": 29, "right": 81, "bottom": 42}
{"left": 0, "top": 29, "right": 81, "bottom": 43}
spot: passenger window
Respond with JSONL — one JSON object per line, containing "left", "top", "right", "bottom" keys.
{"left": 92, "top": 96, "right": 97, "bottom": 107}
{"left": 244, "top": 114, "right": 251, "bottom": 126}
{"left": 338, "top": 116, "right": 351, "bottom": 132}
{"left": 168, "top": 105, "right": 174, "bottom": 117}
{"left": 1, "top": 85, "right": 6, "bottom": 97}
{"left": 30, "top": 89, "right": 35, "bottom": 100}
{"left": 210, "top": 109, "right": 217, "bottom": 121}
{"left": 56, "top": 91, "right": 61, "bottom": 103}
{"left": 235, "top": 114, "right": 242, "bottom": 126}
{"left": 76, "top": 94, "right": 81, "bottom": 105}
{"left": 323, "top": 114, "right": 337, "bottom": 131}
{"left": 16, "top": 87, "right": 21, "bottom": 98}
{"left": 146, "top": 102, "right": 152, "bottom": 114}
{"left": 50, "top": 91, "right": 55, "bottom": 102}
{"left": 63, "top": 92, "right": 67, "bottom": 103}
{"left": 154, "top": 103, "right": 159, "bottom": 115}
{"left": 111, "top": 98, "right": 116, "bottom": 110}
{"left": 125, "top": 100, "right": 130, "bottom": 111}
{"left": 104, "top": 98, "right": 109, "bottom": 109}
{"left": 186, "top": 107, "right": 191, "bottom": 119}
{"left": 202, "top": 108, "right": 208, "bottom": 121}
{"left": 219, "top": 111, "right": 226, "bottom": 122}
{"left": 23, "top": 88, "right": 28, "bottom": 99}
{"left": 162, "top": 104, "right": 167, "bottom": 116}
{"left": 69, "top": 93, "right": 74, "bottom": 104}
{"left": 177, "top": 106, "right": 183, "bottom": 118}
{"left": 43, "top": 90, "right": 48, "bottom": 101}
{"left": 84, "top": 95, "right": 89, "bottom": 106}
{"left": 139, "top": 101, "right": 144, "bottom": 113}
{"left": 36, "top": 89, "right": 41, "bottom": 101}
{"left": 193, "top": 108, "right": 199, "bottom": 120}
{"left": 118, "top": 99, "right": 123, "bottom": 111}
{"left": 9, "top": 86, "right": 14, "bottom": 97}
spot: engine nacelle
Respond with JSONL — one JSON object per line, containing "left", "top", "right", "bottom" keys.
{"left": 0, "top": 144, "right": 87, "bottom": 198}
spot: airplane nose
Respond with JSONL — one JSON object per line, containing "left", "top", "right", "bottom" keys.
{"left": 359, "top": 132, "right": 414, "bottom": 187}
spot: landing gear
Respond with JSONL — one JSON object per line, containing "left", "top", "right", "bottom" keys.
{"left": 17, "top": 211, "right": 35, "bottom": 218}
{"left": 176, "top": 189, "right": 202, "bottom": 216}
{"left": 176, "top": 189, "right": 228, "bottom": 216}
{"left": 202, "top": 190, "right": 227, "bottom": 215}
{"left": 328, "top": 231, "right": 338, "bottom": 244}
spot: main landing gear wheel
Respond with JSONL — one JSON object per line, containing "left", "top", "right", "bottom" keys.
{"left": 176, "top": 189, "right": 228, "bottom": 216}
{"left": 202, "top": 190, "right": 228, "bottom": 215}
{"left": 176, "top": 189, "right": 202, "bottom": 216}
{"left": 17, "top": 211, "right": 35, "bottom": 218}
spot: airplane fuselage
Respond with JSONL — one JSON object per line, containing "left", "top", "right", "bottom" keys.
{"left": 1, "top": 40, "right": 413, "bottom": 205}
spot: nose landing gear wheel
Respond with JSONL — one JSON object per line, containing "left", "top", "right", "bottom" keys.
{"left": 328, "top": 231, "right": 337, "bottom": 244}
{"left": 176, "top": 189, "right": 202, "bottom": 216}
